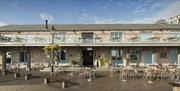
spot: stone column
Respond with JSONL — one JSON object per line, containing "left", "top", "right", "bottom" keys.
{"left": 26, "top": 51, "right": 31, "bottom": 70}
{"left": 152, "top": 51, "right": 156, "bottom": 64}
{"left": 177, "top": 49, "right": 180, "bottom": 65}
{"left": 0, "top": 50, "right": 6, "bottom": 70}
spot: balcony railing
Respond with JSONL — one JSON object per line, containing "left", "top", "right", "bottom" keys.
{"left": 0, "top": 33, "right": 179, "bottom": 46}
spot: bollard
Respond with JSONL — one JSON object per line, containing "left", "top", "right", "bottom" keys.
{"left": 62, "top": 81, "right": 66, "bottom": 88}
{"left": 44, "top": 78, "right": 49, "bottom": 85}
{"left": 25, "top": 75, "right": 28, "bottom": 80}
{"left": 2, "top": 71, "right": 5, "bottom": 76}
{"left": 14, "top": 73, "right": 17, "bottom": 78}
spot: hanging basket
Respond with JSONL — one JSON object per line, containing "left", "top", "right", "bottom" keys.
{"left": 43, "top": 45, "right": 61, "bottom": 54}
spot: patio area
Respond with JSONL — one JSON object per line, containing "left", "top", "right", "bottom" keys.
{"left": 0, "top": 70, "right": 175, "bottom": 91}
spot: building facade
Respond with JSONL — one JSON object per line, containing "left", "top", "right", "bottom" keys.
{"left": 0, "top": 24, "right": 180, "bottom": 70}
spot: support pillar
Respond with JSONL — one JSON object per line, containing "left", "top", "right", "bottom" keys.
{"left": 26, "top": 52, "right": 31, "bottom": 70}
{"left": 0, "top": 50, "right": 6, "bottom": 71}
{"left": 152, "top": 51, "right": 156, "bottom": 64}
{"left": 177, "top": 49, "right": 180, "bottom": 65}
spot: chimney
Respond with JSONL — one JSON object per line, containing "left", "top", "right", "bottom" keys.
{"left": 45, "top": 20, "right": 48, "bottom": 29}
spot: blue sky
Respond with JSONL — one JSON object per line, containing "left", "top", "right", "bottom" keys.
{"left": 0, "top": 0, "right": 180, "bottom": 25}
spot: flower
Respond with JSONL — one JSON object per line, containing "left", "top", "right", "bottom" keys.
{"left": 43, "top": 44, "right": 61, "bottom": 54}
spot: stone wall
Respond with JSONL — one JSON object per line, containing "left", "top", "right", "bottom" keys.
{"left": 30, "top": 47, "right": 50, "bottom": 64}
{"left": 0, "top": 46, "right": 179, "bottom": 68}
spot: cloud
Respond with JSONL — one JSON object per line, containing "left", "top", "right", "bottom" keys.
{"left": 79, "top": 11, "right": 157, "bottom": 24}
{"left": 40, "top": 12, "right": 54, "bottom": 22}
{"left": 0, "top": 22, "right": 7, "bottom": 26}
{"left": 95, "top": 1, "right": 180, "bottom": 24}
{"left": 117, "top": 2, "right": 123, "bottom": 6}
{"left": 134, "top": 0, "right": 164, "bottom": 15}
{"left": 150, "top": 2, "right": 162, "bottom": 11}
{"left": 11, "top": 0, "right": 19, "bottom": 8}
{"left": 79, "top": 0, "right": 180, "bottom": 24}
{"left": 155, "top": 1, "right": 180, "bottom": 19}
{"left": 94, "top": 17, "right": 156, "bottom": 24}
{"left": 82, "top": 9, "right": 86, "bottom": 12}
{"left": 102, "top": 6, "right": 107, "bottom": 10}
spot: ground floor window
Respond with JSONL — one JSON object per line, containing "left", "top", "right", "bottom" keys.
{"left": 111, "top": 49, "right": 123, "bottom": 65}
{"left": 20, "top": 51, "right": 27, "bottom": 64}
{"left": 59, "top": 50, "right": 67, "bottom": 63}
{"left": 129, "top": 48, "right": 139, "bottom": 63}
{"left": 170, "top": 48, "right": 178, "bottom": 64}
{"left": 5, "top": 52, "right": 12, "bottom": 64}
{"left": 143, "top": 50, "right": 153, "bottom": 64}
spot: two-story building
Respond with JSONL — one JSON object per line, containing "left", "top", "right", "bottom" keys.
{"left": 0, "top": 23, "right": 180, "bottom": 70}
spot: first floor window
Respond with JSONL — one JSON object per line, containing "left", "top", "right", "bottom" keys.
{"left": 110, "top": 32, "right": 122, "bottom": 42}
{"left": 54, "top": 34, "right": 65, "bottom": 42}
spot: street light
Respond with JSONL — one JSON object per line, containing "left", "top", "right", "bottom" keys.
{"left": 50, "top": 25, "right": 56, "bottom": 75}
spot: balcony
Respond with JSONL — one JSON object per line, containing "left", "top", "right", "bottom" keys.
{"left": 0, "top": 33, "right": 179, "bottom": 46}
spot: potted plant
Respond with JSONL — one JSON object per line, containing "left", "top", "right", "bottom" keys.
{"left": 98, "top": 57, "right": 109, "bottom": 68}
{"left": 71, "top": 60, "right": 78, "bottom": 67}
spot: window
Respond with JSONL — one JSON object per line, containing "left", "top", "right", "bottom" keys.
{"left": 82, "top": 32, "right": 93, "bottom": 43}
{"left": 54, "top": 34, "right": 65, "bottom": 42}
{"left": 59, "top": 50, "right": 67, "bottom": 63}
{"left": 20, "top": 51, "right": 27, "bottom": 64}
{"left": 5, "top": 52, "right": 11, "bottom": 64}
{"left": 111, "top": 49, "right": 123, "bottom": 64}
{"left": 129, "top": 48, "right": 139, "bottom": 63}
{"left": 61, "top": 50, "right": 66, "bottom": 60}
{"left": 110, "top": 32, "right": 122, "bottom": 42}
{"left": 27, "top": 35, "right": 51, "bottom": 43}
{"left": 170, "top": 32, "right": 180, "bottom": 37}
{"left": 160, "top": 52, "right": 167, "bottom": 58}
{"left": 140, "top": 32, "right": 152, "bottom": 41}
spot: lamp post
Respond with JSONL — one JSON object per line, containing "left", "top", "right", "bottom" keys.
{"left": 50, "top": 25, "right": 56, "bottom": 75}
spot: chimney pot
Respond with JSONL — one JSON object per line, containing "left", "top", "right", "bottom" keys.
{"left": 45, "top": 20, "right": 48, "bottom": 29}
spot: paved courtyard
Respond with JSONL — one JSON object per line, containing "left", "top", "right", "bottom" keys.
{"left": 0, "top": 71, "right": 174, "bottom": 91}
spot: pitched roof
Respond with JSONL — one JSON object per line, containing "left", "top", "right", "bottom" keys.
{"left": 0, "top": 24, "right": 180, "bottom": 32}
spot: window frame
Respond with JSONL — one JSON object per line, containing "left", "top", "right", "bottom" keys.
{"left": 110, "top": 32, "right": 122, "bottom": 42}
{"left": 129, "top": 48, "right": 140, "bottom": 63}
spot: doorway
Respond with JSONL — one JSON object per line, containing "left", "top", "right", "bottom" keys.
{"left": 82, "top": 48, "right": 93, "bottom": 66}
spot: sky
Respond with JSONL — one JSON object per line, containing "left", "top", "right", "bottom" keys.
{"left": 0, "top": 0, "right": 180, "bottom": 26}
